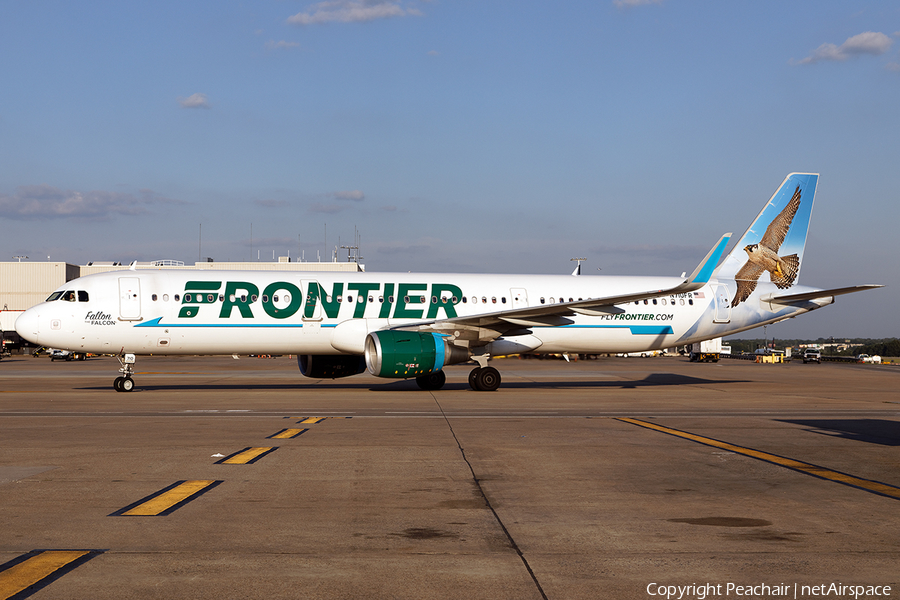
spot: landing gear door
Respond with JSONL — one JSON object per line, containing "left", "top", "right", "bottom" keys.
{"left": 118, "top": 277, "right": 142, "bottom": 321}
{"left": 713, "top": 284, "right": 730, "bottom": 324}
{"left": 301, "top": 280, "right": 323, "bottom": 322}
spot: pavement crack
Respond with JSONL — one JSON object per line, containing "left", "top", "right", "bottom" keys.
{"left": 432, "top": 393, "right": 549, "bottom": 600}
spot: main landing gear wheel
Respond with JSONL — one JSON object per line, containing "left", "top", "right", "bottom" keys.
{"left": 469, "top": 366, "right": 501, "bottom": 391}
{"left": 468, "top": 368, "right": 481, "bottom": 390}
{"left": 416, "top": 370, "right": 446, "bottom": 391}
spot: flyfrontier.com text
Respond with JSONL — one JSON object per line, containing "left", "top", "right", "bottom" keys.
{"left": 646, "top": 582, "right": 893, "bottom": 600}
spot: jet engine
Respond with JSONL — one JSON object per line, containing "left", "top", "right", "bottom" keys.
{"left": 364, "top": 330, "right": 469, "bottom": 378}
{"left": 297, "top": 354, "right": 367, "bottom": 379}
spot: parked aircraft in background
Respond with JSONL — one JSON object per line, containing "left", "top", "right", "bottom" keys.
{"left": 15, "top": 173, "right": 881, "bottom": 392}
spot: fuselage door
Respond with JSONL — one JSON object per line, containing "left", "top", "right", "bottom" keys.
{"left": 713, "top": 284, "right": 730, "bottom": 324}
{"left": 301, "top": 280, "right": 323, "bottom": 322}
{"left": 510, "top": 288, "right": 528, "bottom": 309}
{"left": 118, "top": 277, "right": 142, "bottom": 321}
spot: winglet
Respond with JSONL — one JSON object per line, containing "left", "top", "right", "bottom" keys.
{"left": 685, "top": 233, "right": 731, "bottom": 285}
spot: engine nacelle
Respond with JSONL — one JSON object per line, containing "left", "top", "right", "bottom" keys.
{"left": 298, "top": 354, "right": 367, "bottom": 379}
{"left": 364, "top": 330, "right": 469, "bottom": 379}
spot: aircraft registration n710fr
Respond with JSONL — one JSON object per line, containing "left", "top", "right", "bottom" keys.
{"left": 15, "top": 173, "right": 881, "bottom": 392}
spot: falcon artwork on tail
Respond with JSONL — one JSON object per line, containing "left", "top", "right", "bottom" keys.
{"left": 731, "top": 185, "right": 802, "bottom": 307}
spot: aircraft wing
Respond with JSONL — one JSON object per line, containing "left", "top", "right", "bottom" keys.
{"left": 392, "top": 233, "right": 732, "bottom": 344}
{"left": 761, "top": 284, "right": 883, "bottom": 306}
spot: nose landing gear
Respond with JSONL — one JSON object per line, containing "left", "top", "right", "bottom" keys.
{"left": 114, "top": 353, "right": 136, "bottom": 392}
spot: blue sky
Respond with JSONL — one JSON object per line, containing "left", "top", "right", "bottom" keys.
{"left": 1, "top": 1, "right": 897, "bottom": 338}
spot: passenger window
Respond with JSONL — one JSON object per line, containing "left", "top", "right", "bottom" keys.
{"left": 689, "top": 299, "right": 694, "bottom": 305}
{"left": 652, "top": 299, "right": 657, "bottom": 305}
{"left": 462, "top": 297, "right": 467, "bottom": 303}
{"left": 388, "top": 296, "right": 394, "bottom": 303}
{"left": 78, "top": 291, "right": 89, "bottom": 302}
{"left": 432, "top": 296, "right": 438, "bottom": 304}
{"left": 263, "top": 295, "right": 270, "bottom": 303}
{"left": 163, "top": 294, "right": 169, "bottom": 302}
{"left": 643, "top": 299, "right": 649, "bottom": 305}
{"left": 152, "top": 294, "right": 158, "bottom": 301}
{"left": 501, "top": 297, "right": 506, "bottom": 304}
{"left": 378, "top": 296, "right": 384, "bottom": 303}
{"left": 540, "top": 297, "right": 545, "bottom": 304}
{"left": 174, "top": 294, "right": 181, "bottom": 302}
{"left": 368, "top": 296, "right": 373, "bottom": 303}
{"left": 207, "top": 294, "right": 215, "bottom": 303}
{"left": 491, "top": 297, "right": 497, "bottom": 304}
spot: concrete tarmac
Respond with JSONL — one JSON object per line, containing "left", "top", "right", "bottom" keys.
{"left": 1, "top": 355, "right": 898, "bottom": 599}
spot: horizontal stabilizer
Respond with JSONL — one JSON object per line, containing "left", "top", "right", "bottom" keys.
{"left": 762, "top": 284, "right": 883, "bottom": 305}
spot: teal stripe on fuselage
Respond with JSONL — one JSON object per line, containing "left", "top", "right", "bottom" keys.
{"left": 135, "top": 318, "right": 671, "bottom": 336}
{"left": 134, "top": 317, "right": 332, "bottom": 328}
{"left": 548, "top": 325, "right": 674, "bottom": 335}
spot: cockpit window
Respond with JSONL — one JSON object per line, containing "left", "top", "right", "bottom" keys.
{"left": 62, "top": 291, "right": 76, "bottom": 302}
{"left": 46, "top": 291, "right": 64, "bottom": 302}
{"left": 78, "top": 290, "right": 89, "bottom": 302}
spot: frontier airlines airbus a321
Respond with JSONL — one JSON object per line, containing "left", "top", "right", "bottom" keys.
{"left": 15, "top": 173, "right": 881, "bottom": 392}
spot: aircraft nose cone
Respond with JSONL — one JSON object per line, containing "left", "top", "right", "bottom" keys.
{"left": 15, "top": 309, "right": 40, "bottom": 345}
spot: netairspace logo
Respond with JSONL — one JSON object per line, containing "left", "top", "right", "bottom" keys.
{"left": 645, "top": 582, "right": 893, "bottom": 600}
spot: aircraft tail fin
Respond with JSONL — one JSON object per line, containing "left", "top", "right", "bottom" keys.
{"left": 714, "top": 173, "right": 818, "bottom": 286}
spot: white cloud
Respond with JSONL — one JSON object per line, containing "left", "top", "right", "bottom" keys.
{"left": 266, "top": 40, "right": 301, "bottom": 50}
{"left": 253, "top": 199, "right": 291, "bottom": 208}
{"left": 177, "top": 93, "right": 211, "bottom": 109}
{"left": 332, "top": 190, "right": 365, "bottom": 201}
{"left": 795, "top": 31, "right": 893, "bottom": 65}
{"left": 0, "top": 185, "right": 186, "bottom": 221}
{"left": 308, "top": 203, "right": 344, "bottom": 214}
{"left": 613, "top": 0, "right": 663, "bottom": 8}
{"left": 288, "top": 1, "right": 421, "bottom": 25}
